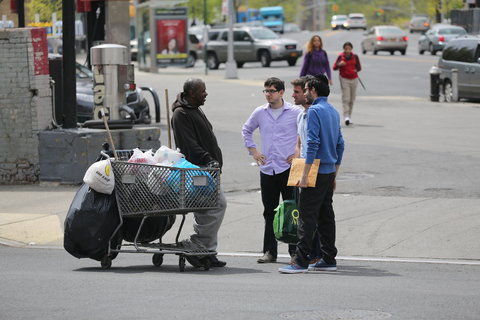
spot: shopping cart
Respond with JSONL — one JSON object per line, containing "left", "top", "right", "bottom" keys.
{"left": 100, "top": 148, "right": 220, "bottom": 272}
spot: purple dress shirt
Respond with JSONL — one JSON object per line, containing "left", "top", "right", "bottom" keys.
{"left": 242, "top": 101, "right": 302, "bottom": 175}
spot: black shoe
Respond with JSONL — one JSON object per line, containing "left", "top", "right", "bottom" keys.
{"left": 185, "top": 255, "right": 205, "bottom": 268}
{"left": 209, "top": 255, "right": 227, "bottom": 267}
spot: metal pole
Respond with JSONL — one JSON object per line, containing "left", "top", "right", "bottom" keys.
{"left": 165, "top": 89, "right": 172, "bottom": 148}
{"left": 62, "top": 0, "right": 77, "bottom": 128}
{"left": 225, "top": 0, "right": 238, "bottom": 79}
{"left": 17, "top": 0, "right": 25, "bottom": 27}
{"left": 204, "top": 0, "right": 208, "bottom": 76}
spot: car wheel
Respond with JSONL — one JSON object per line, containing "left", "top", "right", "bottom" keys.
{"left": 236, "top": 61, "right": 244, "bottom": 68}
{"left": 401, "top": 50, "right": 406, "bottom": 55}
{"left": 259, "top": 51, "right": 271, "bottom": 67}
{"left": 373, "top": 49, "right": 378, "bottom": 55}
{"left": 361, "top": 45, "right": 366, "bottom": 54}
{"left": 443, "top": 80, "right": 453, "bottom": 103}
{"left": 390, "top": 51, "right": 394, "bottom": 55}
{"left": 287, "top": 58, "right": 297, "bottom": 66}
{"left": 207, "top": 52, "right": 219, "bottom": 70}
{"left": 429, "top": 43, "right": 436, "bottom": 55}
{"left": 186, "top": 52, "right": 196, "bottom": 68}
{"left": 419, "top": 48, "right": 424, "bottom": 55}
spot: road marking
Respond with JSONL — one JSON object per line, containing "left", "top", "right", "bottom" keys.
{"left": 219, "top": 252, "right": 480, "bottom": 266}
{"left": 0, "top": 213, "right": 63, "bottom": 245}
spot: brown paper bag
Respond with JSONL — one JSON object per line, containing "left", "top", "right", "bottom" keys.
{"left": 287, "top": 158, "right": 321, "bottom": 187}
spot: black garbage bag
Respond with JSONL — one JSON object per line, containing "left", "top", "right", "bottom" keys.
{"left": 64, "top": 184, "right": 122, "bottom": 261}
{"left": 122, "top": 215, "right": 176, "bottom": 243}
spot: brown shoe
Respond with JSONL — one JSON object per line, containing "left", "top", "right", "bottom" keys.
{"left": 257, "top": 251, "right": 276, "bottom": 263}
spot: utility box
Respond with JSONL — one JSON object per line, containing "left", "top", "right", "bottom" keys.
{"left": 90, "top": 44, "right": 129, "bottom": 121}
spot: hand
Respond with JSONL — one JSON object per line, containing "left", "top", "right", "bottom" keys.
{"left": 287, "top": 154, "right": 295, "bottom": 164}
{"left": 338, "top": 61, "right": 346, "bottom": 67}
{"left": 298, "top": 175, "right": 308, "bottom": 188}
{"left": 328, "top": 79, "right": 333, "bottom": 86}
{"left": 207, "top": 160, "right": 220, "bottom": 169}
{"left": 253, "top": 151, "right": 266, "bottom": 166}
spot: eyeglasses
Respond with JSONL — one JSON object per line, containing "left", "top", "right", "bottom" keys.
{"left": 262, "top": 89, "right": 278, "bottom": 94}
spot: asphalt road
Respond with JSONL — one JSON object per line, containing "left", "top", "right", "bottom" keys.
{"left": 1, "top": 246, "right": 479, "bottom": 320}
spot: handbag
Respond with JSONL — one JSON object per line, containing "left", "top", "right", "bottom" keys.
{"left": 273, "top": 189, "right": 299, "bottom": 244}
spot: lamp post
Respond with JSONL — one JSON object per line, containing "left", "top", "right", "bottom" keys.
{"left": 225, "top": 0, "right": 238, "bottom": 79}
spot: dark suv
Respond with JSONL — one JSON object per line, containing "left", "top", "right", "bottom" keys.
{"left": 437, "top": 36, "right": 480, "bottom": 102}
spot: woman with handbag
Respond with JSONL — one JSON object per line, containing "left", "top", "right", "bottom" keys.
{"left": 299, "top": 35, "right": 333, "bottom": 86}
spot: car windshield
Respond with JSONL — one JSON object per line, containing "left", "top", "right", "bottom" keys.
{"left": 380, "top": 27, "right": 404, "bottom": 34}
{"left": 250, "top": 28, "right": 279, "bottom": 39}
{"left": 438, "top": 28, "right": 466, "bottom": 35}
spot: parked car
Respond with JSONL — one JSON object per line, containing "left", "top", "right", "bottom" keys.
{"left": 186, "top": 33, "right": 203, "bottom": 67}
{"left": 204, "top": 26, "right": 302, "bottom": 69}
{"left": 75, "top": 62, "right": 152, "bottom": 123}
{"left": 361, "top": 26, "right": 408, "bottom": 55}
{"left": 330, "top": 15, "right": 348, "bottom": 30}
{"left": 346, "top": 13, "right": 367, "bottom": 30}
{"left": 418, "top": 24, "right": 467, "bottom": 55}
{"left": 437, "top": 35, "right": 480, "bottom": 102}
{"left": 409, "top": 16, "right": 431, "bottom": 33}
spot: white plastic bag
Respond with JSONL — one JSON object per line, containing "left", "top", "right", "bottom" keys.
{"left": 83, "top": 159, "right": 115, "bottom": 195}
{"left": 128, "top": 148, "right": 156, "bottom": 165}
{"left": 153, "top": 146, "right": 184, "bottom": 165}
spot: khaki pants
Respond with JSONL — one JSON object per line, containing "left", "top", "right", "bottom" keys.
{"left": 339, "top": 77, "right": 358, "bottom": 118}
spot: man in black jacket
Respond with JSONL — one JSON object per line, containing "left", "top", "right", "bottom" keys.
{"left": 171, "top": 78, "right": 227, "bottom": 268}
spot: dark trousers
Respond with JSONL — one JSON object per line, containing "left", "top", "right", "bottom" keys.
{"left": 260, "top": 169, "right": 296, "bottom": 258}
{"left": 295, "top": 173, "right": 337, "bottom": 267}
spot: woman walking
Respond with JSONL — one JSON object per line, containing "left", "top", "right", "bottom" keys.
{"left": 333, "top": 41, "right": 362, "bottom": 126}
{"left": 299, "top": 35, "right": 333, "bottom": 86}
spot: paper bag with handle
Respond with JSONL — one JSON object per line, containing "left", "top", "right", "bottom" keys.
{"left": 287, "top": 158, "right": 321, "bottom": 187}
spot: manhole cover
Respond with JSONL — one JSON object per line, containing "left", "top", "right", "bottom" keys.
{"left": 279, "top": 309, "right": 392, "bottom": 320}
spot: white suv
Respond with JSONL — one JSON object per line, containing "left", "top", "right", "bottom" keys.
{"left": 346, "top": 13, "right": 367, "bottom": 30}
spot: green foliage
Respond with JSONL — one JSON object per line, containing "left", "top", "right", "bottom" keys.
{"left": 187, "top": 0, "right": 223, "bottom": 24}
{"left": 26, "top": 0, "right": 62, "bottom": 22}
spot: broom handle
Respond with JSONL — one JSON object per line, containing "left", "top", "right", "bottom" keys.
{"left": 101, "top": 108, "right": 118, "bottom": 160}
{"left": 165, "top": 89, "right": 172, "bottom": 148}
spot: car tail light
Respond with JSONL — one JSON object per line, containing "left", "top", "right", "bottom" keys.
{"left": 376, "top": 36, "right": 384, "bottom": 41}
{"left": 424, "top": 22, "right": 430, "bottom": 27}
{"left": 402, "top": 36, "right": 408, "bottom": 41}
{"left": 438, "top": 35, "right": 445, "bottom": 42}
{"left": 124, "top": 83, "right": 136, "bottom": 91}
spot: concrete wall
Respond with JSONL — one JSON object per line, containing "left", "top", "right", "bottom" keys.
{"left": 38, "top": 127, "right": 161, "bottom": 184}
{"left": 0, "top": 27, "right": 52, "bottom": 183}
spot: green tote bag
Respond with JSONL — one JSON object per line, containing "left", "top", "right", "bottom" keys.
{"left": 273, "top": 193, "right": 299, "bottom": 245}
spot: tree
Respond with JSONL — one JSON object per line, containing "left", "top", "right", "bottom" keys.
{"left": 26, "top": 0, "right": 62, "bottom": 22}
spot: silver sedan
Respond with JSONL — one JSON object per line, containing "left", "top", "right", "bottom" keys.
{"left": 418, "top": 24, "right": 467, "bottom": 55}
{"left": 361, "top": 26, "right": 408, "bottom": 55}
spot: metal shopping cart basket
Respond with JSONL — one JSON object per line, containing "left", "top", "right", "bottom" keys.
{"left": 101, "top": 149, "right": 220, "bottom": 272}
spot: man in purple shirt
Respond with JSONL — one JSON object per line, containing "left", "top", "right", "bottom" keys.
{"left": 242, "top": 77, "right": 302, "bottom": 263}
